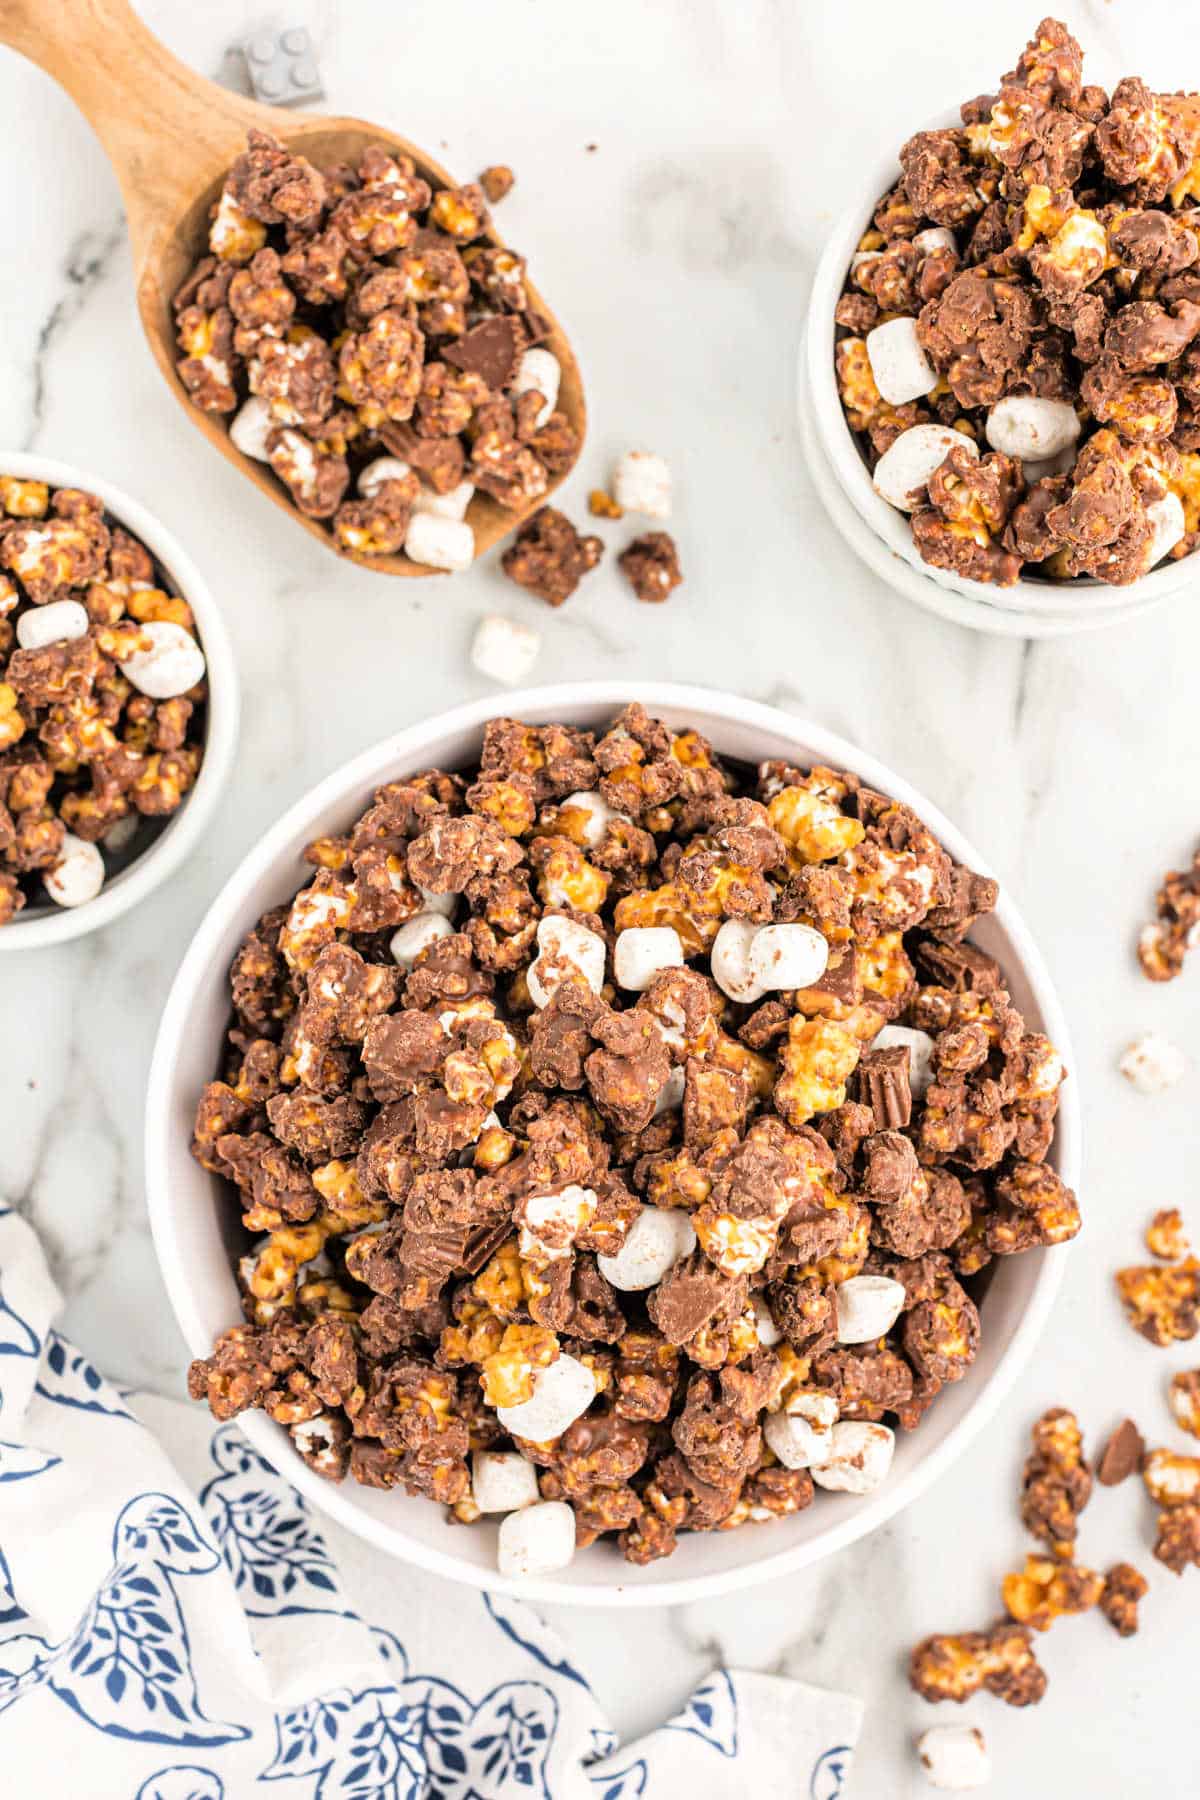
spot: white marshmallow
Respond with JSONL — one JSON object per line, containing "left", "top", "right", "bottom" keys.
{"left": 526, "top": 915, "right": 607, "bottom": 1009}
{"left": 913, "top": 227, "right": 957, "bottom": 256}
{"left": 404, "top": 512, "right": 474, "bottom": 572}
{"left": 753, "top": 1292, "right": 782, "bottom": 1347}
{"left": 1143, "top": 492, "right": 1187, "bottom": 571}
{"left": 613, "top": 450, "right": 672, "bottom": 519}
{"left": 865, "top": 317, "right": 938, "bottom": 405}
{"left": 835, "top": 1275, "right": 907, "bottom": 1344}
{"left": 653, "top": 1063, "right": 687, "bottom": 1118}
{"left": 118, "top": 620, "right": 206, "bottom": 701}
{"left": 417, "top": 884, "right": 457, "bottom": 919}
{"left": 873, "top": 1024, "right": 936, "bottom": 1100}
{"left": 496, "top": 1353, "right": 597, "bottom": 1442}
{"left": 811, "top": 1421, "right": 895, "bottom": 1494}
{"left": 917, "top": 1725, "right": 991, "bottom": 1791}
{"left": 15, "top": 599, "right": 89, "bottom": 651}
{"left": 413, "top": 480, "right": 475, "bottom": 522}
{"left": 471, "top": 1450, "right": 540, "bottom": 1515}
{"left": 229, "top": 395, "right": 275, "bottom": 461}
{"left": 597, "top": 1205, "right": 696, "bottom": 1292}
{"left": 496, "top": 1500, "right": 577, "bottom": 1578}
{"left": 873, "top": 425, "right": 978, "bottom": 512}
{"left": 389, "top": 910, "right": 454, "bottom": 969}
{"left": 471, "top": 614, "right": 540, "bottom": 686}
{"left": 357, "top": 455, "right": 412, "bottom": 497}
{"left": 851, "top": 250, "right": 882, "bottom": 270}
{"left": 985, "top": 395, "right": 1080, "bottom": 463}
{"left": 1119, "top": 1032, "right": 1188, "bottom": 1094}
{"left": 43, "top": 833, "right": 105, "bottom": 909}
{"left": 1022, "top": 443, "right": 1076, "bottom": 482}
{"left": 764, "top": 1396, "right": 838, "bottom": 1470}
{"left": 614, "top": 926, "right": 684, "bottom": 991}
{"left": 749, "top": 923, "right": 829, "bottom": 992}
{"left": 560, "top": 789, "right": 625, "bottom": 849}
{"left": 101, "top": 814, "right": 140, "bottom": 854}
{"left": 710, "top": 919, "right": 766, "bottom": 1004}
{"left": 512, "top": 348, "right": 561, "bottom": 429}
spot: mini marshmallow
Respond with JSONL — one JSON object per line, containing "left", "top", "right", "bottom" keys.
{"left": 357, "top": 455, "right": 412, "bottom": 496}
{"left": 1022, "top": 443, "right": 1076, "bottom": 482}
{"left": 597, "top": 1205, "right": 696, "bottom": 1291}
{"left": 912, "top": 227, "right": 957, "bottom": 256}
{"left": 865, "top": 317, "right": 938, "bottom": 405}
{"left": 229, "top": 395, "right": 275, "bottom": 461}
{"left": 118, "top": 620, "right": 206, "bottom": 701}
{"left": 404, "top": 511, "right": 474, "bottom": 572}
{"left": 560, "top": 790, "right": 625, "bottom": 849}
{"left": 811, "top": 1421, "right": 895, "bottom": 1494}
{"left": 390, "top": 910, "right": 454, "bottom": 969}
{"left": 749, "top": 923, "right": 829, "bottom": 992}
{"left": 101, "top": 814, "right": 140, "bottom": 854}
{"left": 417, "top": 884, "right": 457, "bottom": 919}
{"left": 851, "top": 250, "right": 882, "bottom": 270}
{"left": 526, "top": 915, "right": 607, "bottom": 1009}
{"left": 471, "top": 1450, "right": 541, "bottom": 1515}
{"left": 471, "top": 614, "right": 540, "bottom": 686}
{"left": 752, "top": 1292, "right": 782, "bottom": 1347}
{"left": 512, "top": 348, "right": 561, "bottom": 429}
{"left": 710, "top": 918, "right": 766, "bottom": 1004}
{"left": 614, "top": 926, "right": 684, "bottom": 991}
{"left": 764, "top": 1396, "right": 838, "bottom": 1470}
{"left": 613, "top": 450, "right": 671, "bottom": 519}
{"left": 835, "top": 1275, "right": 908, "bottom": 1344}
{"left": 496, "top": 1353, "right": 597, "bottom": 1442}
{"left": 16, "top": 599, "right": 89, "bottom": 651}
{"left": 413, "top": 479, "right": 475, "bottom": 522}
{"left": 873, "top": 1024, "right": 936, "bottom": 1099}
{"left": 985, "top": 395, "right": 1080, "bottom": 463}
{"left": 872, "top": 425, "right": 978, "bottom": 512}
{"left": 1119, "top": 1032, "right": 1188, "bottom": 1094}
{"left": 917, "top": 1725, "right": 991, "bottom": 1791}
{"left": 43, "top": 833, "right": 104, "bottom": 909}
{"left": 1143, "top": 492, "right": 1186, "bottom": 571}
{"left": 653, "top": 1063, "right": 686, "bottom": 1117}
{"left": 497, "top": 1500, "right": 577, "bottom": 1578}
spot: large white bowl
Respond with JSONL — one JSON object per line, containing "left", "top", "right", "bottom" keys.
{"left": 803, "top": 117, "right": 1200, "bottom": 632}
{"left": 0, "top": 453, "right": 239, "bottom": 950}
{"left": 146, "top": 682, "right": 1081, "bottom": 1607}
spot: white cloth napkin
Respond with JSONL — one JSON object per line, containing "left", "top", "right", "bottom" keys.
{"left": 0, "top": 1205, "right": 863, "bottom": 1799}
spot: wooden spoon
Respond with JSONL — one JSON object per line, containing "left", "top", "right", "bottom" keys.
{"left": 0, "top": 0, "right": 586, "bottom": 574}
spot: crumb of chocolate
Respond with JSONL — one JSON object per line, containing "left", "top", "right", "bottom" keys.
{"left": 618, "top": 531, "right": 682, "bottom": 604}
{"left": 479, "top": 165, "right": 514, "bottom": 204}
{"left": 1096, "top": 1417, "right": 1145, "bottom": 1486}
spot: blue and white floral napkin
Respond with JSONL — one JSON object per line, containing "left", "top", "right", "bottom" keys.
{"left": 0, "top": 1206, "right": 862, "bottom": 1799}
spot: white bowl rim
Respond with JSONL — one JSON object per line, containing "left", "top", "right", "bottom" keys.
{"left": 795, "top": 366, "right": 1159, "bottom": 638}
{"left": 804, "top": 114, "right": 1200, "bottom": 621}
{"left": 0, "top": 452, "right": 239, "bottom": 950}
{"left": 146, "top": 680, "right": 1081, "bottom": 1608}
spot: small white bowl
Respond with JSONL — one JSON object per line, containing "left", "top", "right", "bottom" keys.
{"left": 146, "top": 682, "right": 1081, "bottom": 1606}
{"left": 0, "top": 454, "right": 238, "bottom": 950}
{"left": 803, "top": 119, "right": 1200, "bottom": 631}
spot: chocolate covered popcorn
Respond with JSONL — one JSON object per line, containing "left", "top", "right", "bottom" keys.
{"left": 186, "top": 706, "right": 1076, "bottom": 1574}
{"left": 174, "top": 132, "right": 581, "bottom": 569}
{"left": 833, "top": 18, "right": 1200, "bottom": 588}
{"left": 0, "top": 478, "right": 208, "bottom": 925}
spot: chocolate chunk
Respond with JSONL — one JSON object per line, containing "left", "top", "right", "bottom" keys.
{"left": 444, "top": 315, "right": 523, "bottom": 389}
{"left": 1097, "top": 1418, "right": 1145, "bottom": 1487}
{"left": 856, "top": 1046, "right": 912, "bottom": 1129}
{"left": 917, "top": 938, "right": 1003, "bottom": 993}
{"left": 647, "top": 1249, "right": 742, "bottom": 1345}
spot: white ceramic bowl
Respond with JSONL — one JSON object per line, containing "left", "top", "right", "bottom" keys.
{"left": 0, "top": 454, "right": 238, "bottom": 950}
{"left": 146, "top": 682, "right": 1081, "bottom": 1606}
{"left": 803, "top": 117, "right": 1200, "bottom": 631}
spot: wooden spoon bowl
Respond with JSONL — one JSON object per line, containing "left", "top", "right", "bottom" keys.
{"left": 0, "top": 0, "right": 586, "bottom": 574}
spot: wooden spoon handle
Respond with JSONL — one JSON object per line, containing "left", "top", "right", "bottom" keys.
{"left": 0, "top": 0, "right": 266, "bottom": 259}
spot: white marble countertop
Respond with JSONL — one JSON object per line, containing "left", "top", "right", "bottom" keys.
{"left": 3, "top": 0, "right": 1199, "bottom": 1791}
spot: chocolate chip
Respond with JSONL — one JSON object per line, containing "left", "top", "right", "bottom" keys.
{"left": 1096, "top": 1417, "right": 1145, "bottom": 1487}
